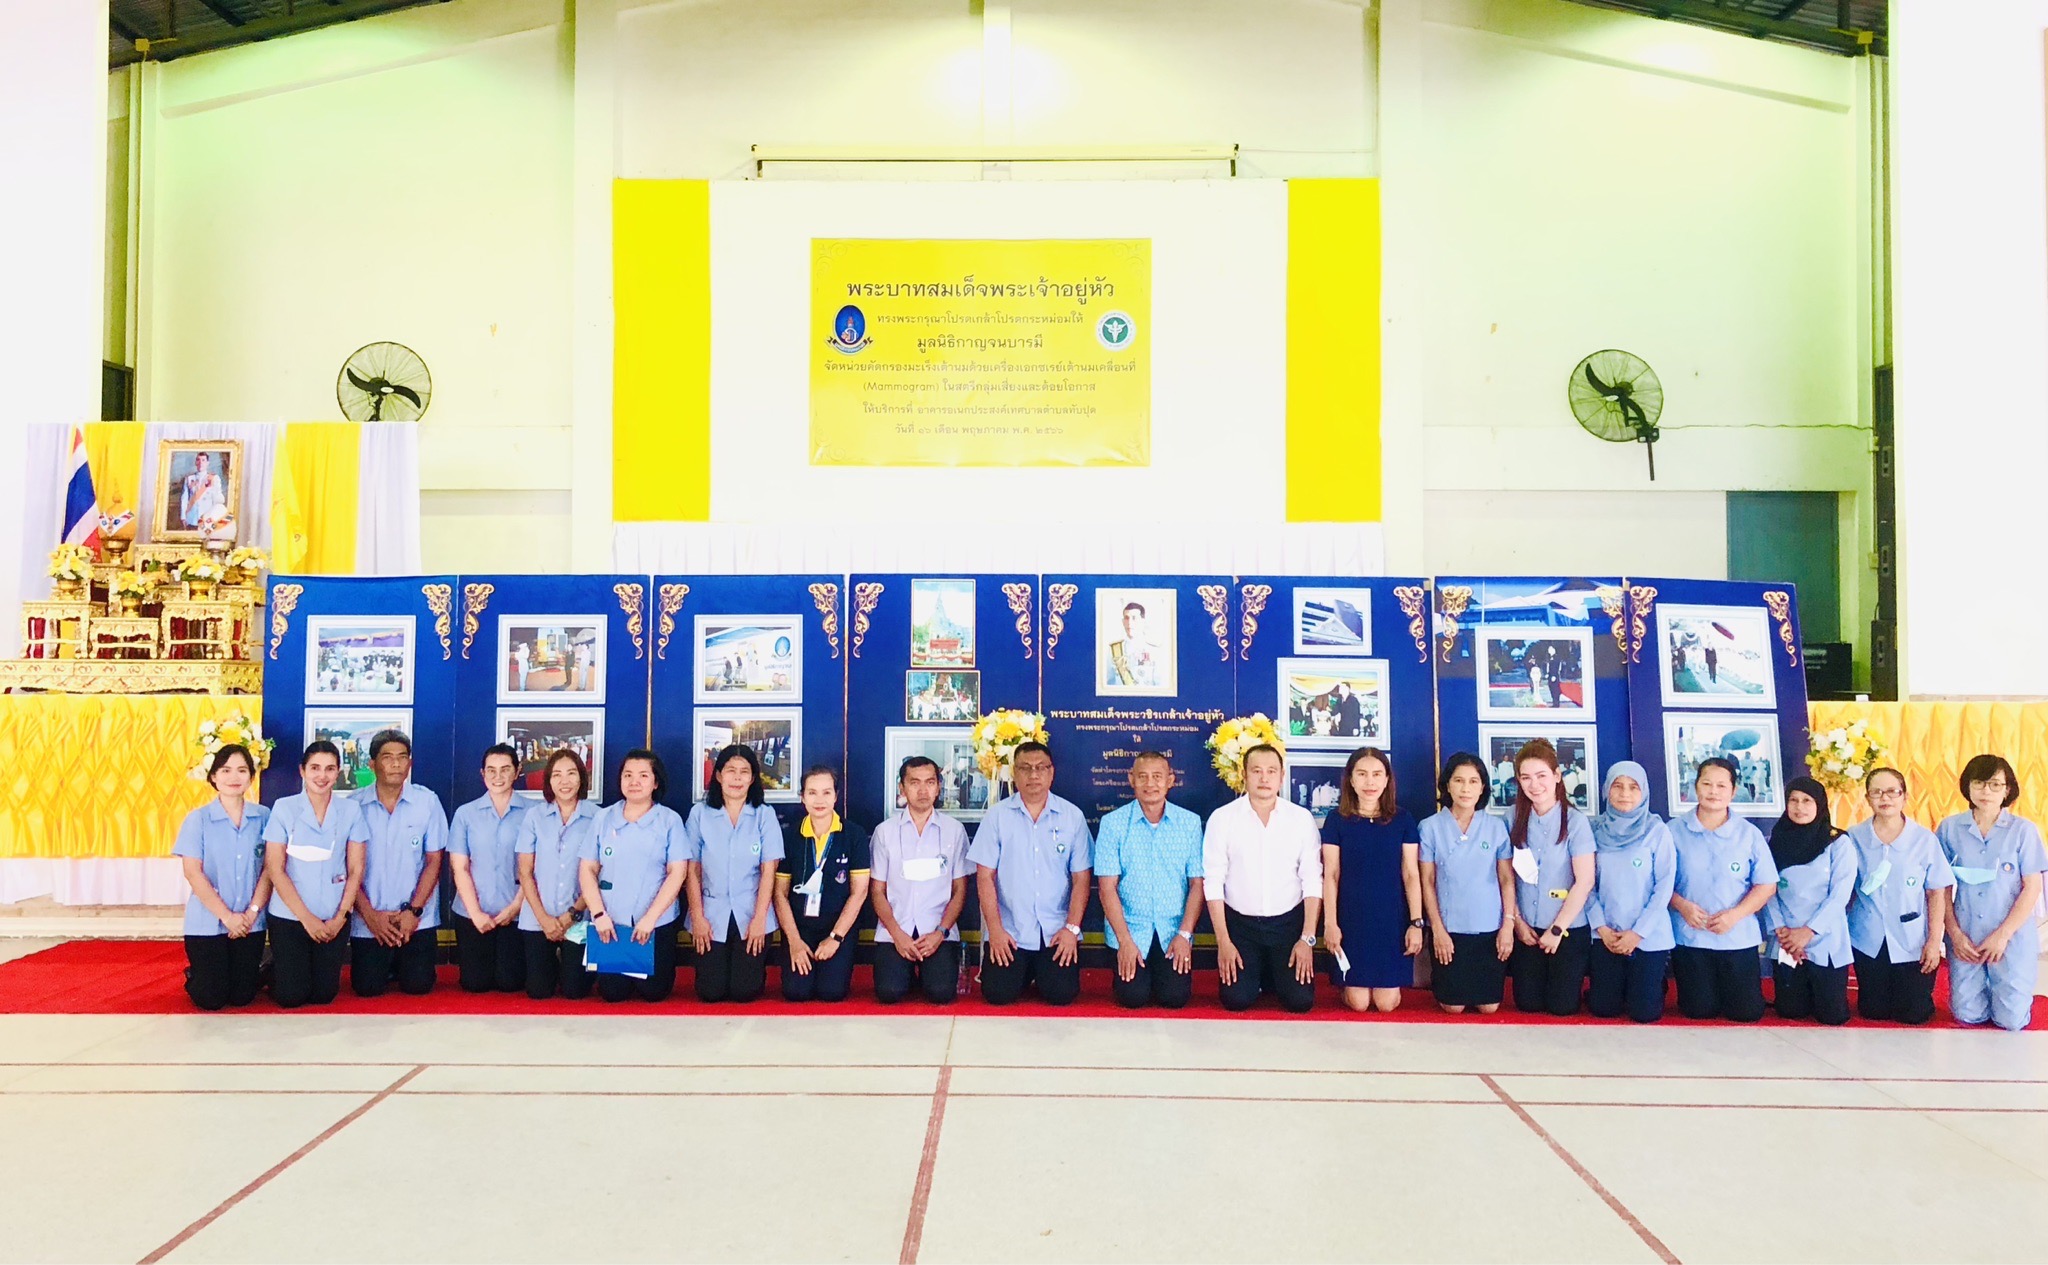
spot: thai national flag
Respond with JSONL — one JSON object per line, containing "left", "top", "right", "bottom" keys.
{"left": 61, "top": 425, "right": 101, "bottom": 553}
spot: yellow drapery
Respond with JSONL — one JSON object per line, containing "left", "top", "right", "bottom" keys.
{"left": 0, "top": 696, "right": 264, "bottom": 859}
{"left": 1808, "top": 702, "right": 2048, "bottom": 830}
{"left": 278, "top": 423, "right": 361, "bottom": 574}
{"left": 81, "top": 422, "right": 147, "bottom": 524}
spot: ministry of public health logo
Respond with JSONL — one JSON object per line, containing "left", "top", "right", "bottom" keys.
{"left": 830, "top": 304, "right": 872, "bottom": 354}
{"left": 1096, "top": 310, "right": 1135, "bottom": 351}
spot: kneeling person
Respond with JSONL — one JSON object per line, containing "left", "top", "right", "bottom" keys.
{"left": 1205, "top": 745, "right": 1321, "bottom": 1013}
{"left": 350, "top": 730, "right": 448, "bottom": 998}
{"left": 971, "top": 742, "right": 1092, "bottom": 1006}
{"left": 871, "top": 756, "right": 970, "bottom": 1005}
{"left": 774, "top": 765, "right": 870, "bottom": 1003}
{"left": 1096, "top": 752, "right": 1204, "bottom": 1010}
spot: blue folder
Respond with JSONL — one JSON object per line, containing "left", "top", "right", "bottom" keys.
{"left": 584, "top": 931, "right": 655, "bottom": 978}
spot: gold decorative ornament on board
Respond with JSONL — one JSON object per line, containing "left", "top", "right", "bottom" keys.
{"left": 1000, "top": 582, "right": 1034, "bottom": 658}
{"left": 1762, "top": 590, "right": 1799, "bottom": 666}
{"left": 421, "top": 584, "right": 454, "bottom": 659}
{"left": 658, "top": 583, "right": 692, "bottom": 660}
{"left": 1043, "top": 583, "right": 1078, "bottom": 659}
{"left": 1627, "top": 585, "right": 1658, "bottom": 664}
{"left": 1435, "top": 585, "right": 1473, "bottom": 663}
{"left": 1390, "top": 585, "right": 1430, "bottom": 663}
{"left": 268, "top": 583, "right": 304, "bottom": 660}
{"left": 849, "top": 582, "right": 884, "bottom": 658}
{"left": 806, "top": 583, "right": 838, "bottom": 659}
{"left": 613, "top": 583, "right": 647, "bottom": 659}
{"left": 1237, "top": 583, "right": 1271, "bottom": 661}
{"left": 460, "top": 582, "right": 495, "bottom": 659}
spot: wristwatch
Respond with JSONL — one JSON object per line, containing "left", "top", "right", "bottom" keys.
{"left": 826, "top": 932, "right": 843, "bottom": 943}
{"left": 1544, "top": 924, "right": 1565, "bottom": 939}
{"left": 591, "top": 908, "right": 611, "bottom": 922}
{"left": 403, "top": 904, "right": 423, "bottom": 918}
{"left": 1174, "top": 929, "right": 1194, "bottom": 942}
{"left": 1299, "top": 934, "right": 1316, "bottom": 947}
{"left": 1408, "top": 918, "right": 1427, "bottom": 930}
{"left": 1064, "top": 923, "right": 1082, "bottom": 938}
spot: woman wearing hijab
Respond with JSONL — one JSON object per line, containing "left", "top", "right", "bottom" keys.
{"left": 1585, "top": 762, "right": 1677, "bottom": 1023}
{"left": 1762, "top": 777, "right": 1858, "bottom": 1025}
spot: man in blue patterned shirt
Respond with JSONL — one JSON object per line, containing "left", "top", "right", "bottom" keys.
{"left": 1095, "top": 751, "right": 1206, "bottom": 1009}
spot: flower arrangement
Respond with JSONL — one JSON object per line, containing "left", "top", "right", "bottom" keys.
{"left": 223, "top": 546, "right": 269, "bottom": 579}
{"left": 109, "top": 569, "right": 154, "bottom": 602}
{"left": 191, "top": 711, "right": 276, "bottom": 780}
{"left": 970, "top": 708, "right": 1049, "bottom": 783}
{"left": 48, "top": 544, "right": 96, "bottom": 583}
{"left": 1806, "top": 719, "right": 1889, "bottom": 794}
{"left": 1207, "top": 713, "right": 1286, "bottom": 793}
{"left": 175, "top": 557, "right": 226, "bottom": 583}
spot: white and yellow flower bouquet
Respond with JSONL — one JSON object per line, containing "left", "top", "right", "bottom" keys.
{"left": 1207, "top": 713, "right": 1285, "bottom": 793}
{"left": 191, "top": 711, "right": 277, "bottom": 779}
{"left": 970, "top": 708, "right": 1050, "bottom": 784}
{"left": 1806, "top": 719, "right": 1889, "bottom": 794}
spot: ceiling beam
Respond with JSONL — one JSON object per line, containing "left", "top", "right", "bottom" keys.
{"left": 111, "top": 0, "right": 444, "bottom": 66}
{"left": 1576, "top": 0, "right": 1875, "bottom": 55}
{"left": 192, "top": 0, "right": 249, "bottom": 27}
{"left": 1771, "top": 0, "right": 1812, "bottom": 18}
{"left": 108, "top": 8, "right": 147, "bottom": 44}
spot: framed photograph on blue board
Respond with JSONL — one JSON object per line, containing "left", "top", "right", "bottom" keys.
{"left": 496, "top": 615, "right": 605, "bottom": 705}
{"left": 498, "top": 707, "right": 605, "bottom": 802}
{"left": 1287, "top": 751, "right": 1346, "bottom": 824}
{"left": 305, "top": 708, "right": 413, "bottom": 797}
{"left": 1293, "top": 587, "right": 1373, "bottom": 655}
{"left": 1476, "top": 626, "right": 1593, "bottom": 722}
{"left": 1095, "top": 587, "right": 1177, "bottom": 696}
{"left": 882, "top": 725, "right": 991, "bottom": 822}
{"left": 694, "top": 708, "right": 801, "bottom": 803}
{"left": 694, "top": 615, "right": 802, "bottom": 705}
{"left": 1663, "top": 712, "right": 1784, "bottom": 817}
{"left": 1655, "top": 604, "right": 1776, "bottom": 709}
{"left": 306, "top": 616, "right": 416, "bottom": 706}
{"left": 1278, "top": 658, "right": 1390, "bottom": 749}
{"left": 905, "top": 670, "right": 979, "bottom": 722}
{"left": 910, "top": 579, "right": 976, "bottom": 668}
{"left": 1478, "top": 724, "right": 1598, "bottom": 815}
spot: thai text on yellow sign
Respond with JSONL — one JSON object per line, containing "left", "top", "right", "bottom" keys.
{"left": 809, "top": 238, "right": 1151, "bottom": 466}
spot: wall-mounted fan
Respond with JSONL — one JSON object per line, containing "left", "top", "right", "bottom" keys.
{"left": 1568, "top": 349, "right": 1662, "bottom": 479}
{"left": 337, "top": 341, "right": 431, "bottom": 422}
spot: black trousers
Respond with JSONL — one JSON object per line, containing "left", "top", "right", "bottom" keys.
{"left": 694, "top": 916, "right": 768, "bottom": 1003}
{"left": 1587, "top": 943, "right": 1670, "bottom": 1023}
{"left": 1112, "top": 941, "right": 1195, "bottom": 1010}
{"left": 453, "top": 920, "right": 527, "bottom": 994}
{"left": 1854, "top": 942, "right": 1938, "bottom": 1025}
{"left": 1508, "top": 933, "right": 1591, "bottom": 1016}
{"left": 872, "top": 940, "right": 961, "bottom": 1005}
{"left": 350, "top": 928, "right": 439, "bottom": 997}
{"left": 269, "top": 917, "right": 348, "bottom": 1009}
{"left": 1218, "top": 906, "right": 1315, "bottom": 1014}
{"left": 184, "top": 932, "right": 264, "bottom": 1011}
{"left": 596, "top": 927, "right": 679, "bottom": 1003}
{"left": 1671, "top": 945, "right": 1766, "bottom": 1022}
{"left": 522, "top": 929, "right": 593, "bottom": 1000}
{"left": 1773, "top": 958, "right": 1850, "bottom": 1025}
{"left": 780, "top": 916, "right": 859, "bottom": 1002}
{"left": 981, "top": 944, "right": 1081, "bottom": 1006}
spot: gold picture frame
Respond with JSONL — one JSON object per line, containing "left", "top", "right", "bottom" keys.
{"left": 152, "top": 439, "right": 243, "bottom": 542}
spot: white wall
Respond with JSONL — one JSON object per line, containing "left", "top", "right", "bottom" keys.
{"left": 1892, "top": 0, "right": 2048, "bottom": 698}
{"left": 1382, "top": 0, "right": 1875, "bottom": 674}
{"left": 1, "top": 2, "right": 107, "bottom": 656}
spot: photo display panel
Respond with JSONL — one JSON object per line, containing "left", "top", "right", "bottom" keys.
{"left": 1624, "top": 579, "right": 1809, "bottom": 820}
{"left": 1236, "top": 576, "right": 1439, "bottom": 825}
{"left": 1039, "top": 574, "right": 1236, "bottom": 828}
{"left": 646, "top": 574, "right": 847, "bottom": 817}
{"left": 844, "top": 574, "right": 1038, "bottom": 831}
{"left": 1432, "top": 577, "right": 1634, "bottom": 819}
{"left": 262, "top": 574, "right": 461, "bottom": 808}
{"left": 448, "top": 576, "right": 656, "bottom": 808}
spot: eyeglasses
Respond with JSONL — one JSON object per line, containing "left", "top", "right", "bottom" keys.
{"left": 1973, "top": 780, "right": 2011, "bottom": 792}
{"left": 1867, "top": 787, "right": 1905, "bottom": 799}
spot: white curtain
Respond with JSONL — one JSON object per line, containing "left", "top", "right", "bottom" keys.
{"left": 0, "top": 858, "right": 188, "bottom": 907}
{"left": 613, "top": 521, "right": 1387, "bottom": 577}
{"left": 355, "top": 421, "right": 423, "bottom": 573}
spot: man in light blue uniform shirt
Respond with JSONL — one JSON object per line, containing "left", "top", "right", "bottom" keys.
{"left": 1096, "top": 752, "right": 1204, "bottom": 1010}
{"left": 971, "top": 741, "right": 1093, "bottom": 1006}
{"left": 349, "top": 730, "right": 449, "bottom": 997}
{"left": 446, "top": 743, "right": 527, "bottom": 994}
{"left": 1668, "top": 757, "right": 1776, "bottom": 1022}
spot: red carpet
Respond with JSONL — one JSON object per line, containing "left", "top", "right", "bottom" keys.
{"left": 2, "top": 940, "right": 2042, "bottom": 1027}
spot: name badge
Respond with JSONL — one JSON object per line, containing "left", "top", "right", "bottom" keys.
{"left": 804, "top": 889, "right": 822, "bottom": 919}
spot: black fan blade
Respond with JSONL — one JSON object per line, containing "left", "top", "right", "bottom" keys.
{"left": 345, "top": 367, "right": 380, "bottom": 394}
{"left": 388, "top": 384, "right": 423, "bottom": 408}
{"left": 1584, "top": 363, "right": 1617, "bottom": 396}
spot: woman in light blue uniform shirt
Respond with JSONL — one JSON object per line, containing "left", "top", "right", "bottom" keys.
{"left": 261, "top": 741, "right": 366, "bottom": 1009}
{"left": 1761, "top": 777, "right": 1857, "bottom": 1025}
{"left": 1668, "top": 757, "right": 1776, "bottom": 1022}
{"left": 1940, "top": 753, "right": 2047, "bottom": 1032}
{"left": 1418, "top": 753, "right": 1515, "bottom": 1014}
{"left": 447, "top": 743, "right": 526, "bottom": 994}
{"left": 580, "top": 749, "right": 691, "bottom": 1003}
{"left": 173, "top": 744, "right": 271, "bottom": 1011}
{"left": 1586, "top": 762, "right": 1676, "bottom": 1023}
{"left": 685, "top": 744, "right": 784, "bottom": 1004}
{"left": 1504, "top": 738, "right": 1596, "bottom": 1016}
{"left": 1846, "top": 767, "right": 1952, "bottom": 1024}
{"left": 518, "top": 748, "right": 600, "bottom": 1000}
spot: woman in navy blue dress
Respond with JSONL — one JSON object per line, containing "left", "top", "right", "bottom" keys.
{"left": 1320, "top": 747, "right": 1424, "bottom": 1012}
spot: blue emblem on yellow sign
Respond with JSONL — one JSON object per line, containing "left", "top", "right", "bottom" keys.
{"left": 830, "top": 304, "right": 872, "bottom": 354}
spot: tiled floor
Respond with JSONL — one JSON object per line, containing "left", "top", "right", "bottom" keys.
{"left": 2, "top": 1011, "right": 2047, "bottom": 1263}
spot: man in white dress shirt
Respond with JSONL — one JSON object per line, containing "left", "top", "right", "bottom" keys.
{"left": 1203, "top": 744, "right": 1322, "bottom": 1012}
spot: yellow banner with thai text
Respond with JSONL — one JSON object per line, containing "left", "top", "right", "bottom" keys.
{"left": 809, "top": 238, "right": 1151, "bottom": 466}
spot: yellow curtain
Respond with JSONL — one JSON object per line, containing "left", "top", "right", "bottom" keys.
{"left": 0, "top": 696, "right": 265, "bottom": 859}
{"left": 1808, "top": 702, "right": 2048, "bottom": 830}
{"left": 277, "top": 422, "right": 361, "bottom": 574}
{"left": 1286, "top": 179, "right": 1382, "bottom": 522}
{"left": 613, "top": 179, "right": 711, "bottom": 521}
{"left": 81, "top": 422, "right": 147, "bottom": 525}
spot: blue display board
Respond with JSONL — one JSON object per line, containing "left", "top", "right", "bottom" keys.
{"left": 1433, "top": 577, "right": 1634, "bottom": 818}
{"left": 1624, "top": 578, "right": 1809, "bottom": 820}
{"left": 262, "top": 574, "right": 461, "bottom": 808}
{"left": 448, "top": 576, "right": 655, "bottom": 808}
{"left": 646, "top": 574, "right": 846, "bottom": 817}
{"left": 844, "top": 573, "right": 1038, "bottom": 832}
{"left": 1039, "top": 574, "right": 1236, "bottom": 827}
{"left": 1238, "top": 575, "right": 1440, "bottom": 825}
